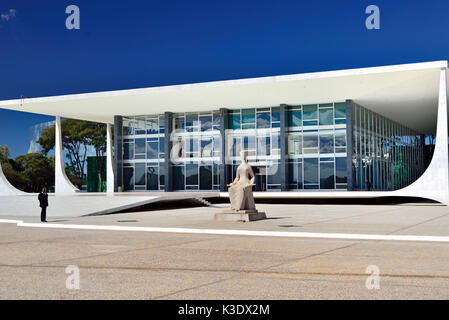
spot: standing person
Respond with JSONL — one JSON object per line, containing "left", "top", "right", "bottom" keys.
{"left": 38, "top": 187, "right": 48, "bottom": 222}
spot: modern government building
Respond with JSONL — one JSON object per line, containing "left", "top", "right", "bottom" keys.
{"left": 1, "top": 61, "right": 448, "bottom": 205}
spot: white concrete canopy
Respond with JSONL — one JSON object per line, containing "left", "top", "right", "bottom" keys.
{"left": 106, "top": 123, "right": 114, "bottom": 194}
{"left": 0, "top": 61, "right": 447, "bottom": 134}
{"left": 0, "top": 61, "right": 448, "bottom": 204}
{"left": 55, "top": 116, "right": 79, "bottom": 194}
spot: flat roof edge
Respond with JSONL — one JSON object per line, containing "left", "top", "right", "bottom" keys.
{"left": 0, "top": 60, "right": 447, "bottom": 107}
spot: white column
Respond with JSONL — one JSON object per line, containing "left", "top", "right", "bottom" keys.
{"left": 55, "top": 116, "right": 79, "bottom": 194}
{"left": 106, "top": 123, "right": 115, "bottom": 194}
{"left": 395, "top": 67, "right": 449, "bottom": 204}
{"left": 0, "top": 161, "right": 26, "bottom": 195}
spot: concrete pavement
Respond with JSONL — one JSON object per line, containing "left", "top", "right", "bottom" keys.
{"left": 0, "top": 202, "right": 449, "bottom": 299}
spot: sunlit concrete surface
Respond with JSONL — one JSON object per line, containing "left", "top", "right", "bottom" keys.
{"left": 0, "top": 192, "right": 216, "bottom": 217}
{"left": 1, "top": 201, "right": 449, "bottom": 299}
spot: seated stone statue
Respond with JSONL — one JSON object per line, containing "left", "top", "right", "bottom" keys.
{"left": 227, "top": 151, "right": 256, "bottom": 211}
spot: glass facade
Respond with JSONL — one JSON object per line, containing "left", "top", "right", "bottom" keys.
{"left": 117, "top": 101, "right": 426, "bottom": 192}
{"left": 350, "top": 102, "right": 425, "bottom": 191}
{"left": 287, "top": 103, "right": 348, "bottom": 190}
{"left": 171, "top": 112, "right": 222, "bottom": 191}
{"left": 122, "top": 115, "right": 166, "bottom": 191}
{"left": 225, "top": 107, "right": 281, "bottom": 191}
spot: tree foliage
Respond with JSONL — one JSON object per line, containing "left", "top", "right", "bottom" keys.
{"left": 0, "top": 146, "right": 54, "bottom": 192}
{"left": 37, "top": 119, "right": 110, "bottom": 191}
{"left": 38, "top": 119, "right": 91, "bottom": 189}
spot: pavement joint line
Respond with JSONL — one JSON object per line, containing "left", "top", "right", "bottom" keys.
{"left": 386, "top": 211, "right": 449, "bottom": 235}
{"left": 0, "top": 263, "right": 448, "bottom": 280}
{"left": 2, "top": 219, "right": 449, "bottom": 243}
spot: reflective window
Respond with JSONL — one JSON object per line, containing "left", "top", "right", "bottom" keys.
{"left": 135, "top": 163, "right": 146, "bottom": 186}
{"left": 336, "top": 157, "right": 347, "bottom": 184}
{"left": 319, "top": 108, "right": 333, "bottom": 126}
{"left": 147, "top": 166, "right": 158, "bottom": 190}
{"left": 304, "top": 158, "right": 318, "bottom": 185}
{"left": 147, "top": 140, "right": 158, "bottom": 159}
{"left": 257, "top": 112, "right": 270, "bottom": 129}
{"left": 320, "top": 162, "right": 334, "bottom": 189}
{"left": 288, "top": 106, "right": 301, "bottom": 127}
{"left": 303, "top": 105, "right": 318, "bottom": 120}
{"left": 123, "top": 167, "right": 134, "bottom": 191}
{"left": 319, "top": 134, "right": 334, "bottom": 153}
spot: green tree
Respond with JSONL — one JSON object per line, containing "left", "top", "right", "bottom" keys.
{"left": 38, "top": 119, "right": 91, "bottom": 189}
{"left": 14, "top": 153, "right": 55, "bottom": 192}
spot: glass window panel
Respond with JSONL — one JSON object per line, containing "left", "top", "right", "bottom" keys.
{"left": 200, "top": 116, "right": 212, "bottom": 131}
{"left": 304, "top": 158, "right": 318, "bottom": 184}
{"left": 267, "top": 162, "right": 281, "bottom": 185}
{"left": 229, "top": 113, "right": 240, "bottom": 129}
{"left": 303, "top": 104, "right": 318, "bottom": 120}
{"left": 257, "top": 112, "right": 270, "bottom": 128}
{"left": 320, "top": 162, "right": 335, "bottom": 189}
{"left": 123, "top": 167, "right": 134, "bottom": 191}
{"left": 159, "top": 137, "right": 165, "bottom": 154}
{"left": 288, "top": 135, "right": 302, "bottom": 155}
{"left": 288, "top": 162, "right": 297, "bottom": 185}
{"left": 213, "top": 136, "right": 221, "bottom": 157}
{"left": 243, "top": 136, "right": 256, "bottom": 151}
{"left": 147, "top": 141, "right": 158, "bottom": 159}
{"left": 334, "top": 102, "right": 347, "bottom": 118}
{"left": 135, "top": 163, "right": 146, "bottom": 185}
{"left": 146, "top": 119, "right": 158, "bottom": 134}
{"left": 303, "top": 134, "right": 318, "bottom": 148}
{"left": 335, "top": 130, "right": 346, "bottom": 147}
{"left": 319, "top": 134, "right": 334, "bottom": 153}
{"left": 201, "top": 138, "right": 213, "bottom": 157}
{"left": 271, "top": 107, "right": 280, "bottom": 122}
{"left": 335, "top": 119, "right": 346, "bottom": 125}
{"left": 257, "top": 136, "right": 270, "bottom": 156}
{"left": 175, "top": 117, "right": 185, "bottom": 131}
{"left": 186, "top": 113, "right": 199, "bottom": 132}
{"left": 123, "top": 143, "right": 134, "bottom": 160}
{"left": 135, "top": 138, "right": 145, "bottom": 154}
{"left": 319, "top": 108, "right": 333, "bottom": 126}
{"left": 271, "top": 134, "right": 280, "bottom": 154}
{"left": 159, "top": 165, "right": 165, "bottom": 187}
{"left": 232, "top": 137, "right": 241, "bottom": 158}
{"left": 303, "top": 120, "right": 318, "bottom": 126}
{"left": 186, "top": 164, "right": 198, "bottom": 185}
{"left": 146, "top": 166, "right": 158, "bottom": 190}
{"left": 173, "top": 166, "right": 185, "bottom": 190}
{"left": 200, "top": 165, "right": 212, "bottom": 190}
{"left": 288, "top": 110, "right": 302, "bottom": 127}
{"left": 242, "top": 109, "right": 255, "bottom": 124}
{"left": 213, "top": 113, "right": 221, "bottom": 128}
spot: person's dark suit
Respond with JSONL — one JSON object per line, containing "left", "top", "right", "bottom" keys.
{"left": 38, "top": 192, "right": 48, "bottom": 222}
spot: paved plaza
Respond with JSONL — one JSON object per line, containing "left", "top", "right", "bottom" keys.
{"left": 1, "top": 201, "right": 449, "bottom": 299}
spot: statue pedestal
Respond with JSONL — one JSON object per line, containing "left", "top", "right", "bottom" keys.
{"left": 214, "top": 210, "right": 267, "bottom": 222}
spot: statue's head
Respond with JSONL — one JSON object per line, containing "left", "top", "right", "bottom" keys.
{"left": 240, "top": 150, "right": 248, "bottom": 161}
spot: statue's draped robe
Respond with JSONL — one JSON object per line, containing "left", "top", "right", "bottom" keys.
{"left": 229, "top": 164, "right": 256, "bottom": 211}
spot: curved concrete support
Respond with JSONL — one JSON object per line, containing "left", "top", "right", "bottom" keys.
{"left": 393, "top": 68, "right": 449, "bottom": 204}
{"left": 55, "top": 116, "right": 79, "bottom": 194}
{"left": 106, "top": 123, "right": 115, "bottom": 194}
{"left": 0, "top": 161, "right": 27, "bottom": 195}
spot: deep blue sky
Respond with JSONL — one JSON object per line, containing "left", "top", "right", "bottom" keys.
{"left": 1, "top": 0, "right": 449, "bottom": 157}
